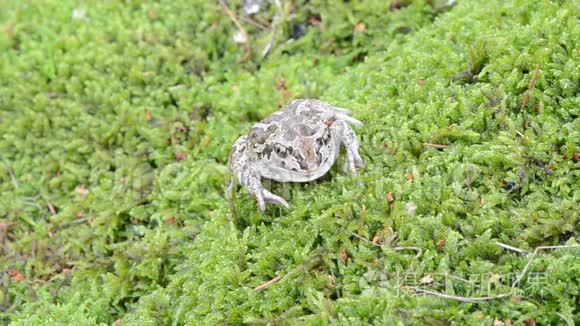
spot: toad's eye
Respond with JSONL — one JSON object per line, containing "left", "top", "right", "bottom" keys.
{"left": 274, "top": 143, "right": 291, "bottom": 158}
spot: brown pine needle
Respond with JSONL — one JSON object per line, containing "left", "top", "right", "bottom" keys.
{"left": 218, "top": 0, "right": 248, "bottom": 41}
{"left": 243, "top": 17, "right": 269, "bottom": 30}
{"left": 254, "top": 276, "right": 282, "bottom": 291}
{"left": 424, "top": 143, "right": 449, "bottom": 149}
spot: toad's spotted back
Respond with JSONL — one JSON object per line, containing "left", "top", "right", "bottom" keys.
{"left": 229, "top": 99, "right": 364, "bottom": 211}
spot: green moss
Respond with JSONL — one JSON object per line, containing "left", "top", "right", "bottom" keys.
{"left": 1, "top": 0, "right": 578, "bottom": 324}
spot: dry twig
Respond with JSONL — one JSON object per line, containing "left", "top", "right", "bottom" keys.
{"left": 254, "top": 276, "right": 282, "bottom": 291}
{"left": 219, "top": 0, "right": 248, "bottom": 41}
{"left": 423, "top": 143, "right": 449, "bottom": 149}
{"left": 495, "top": 241, "right": 529, "bottom": 254}
{"left": 409, "top": 287, "right": 510, "bottom": 303}
{"left": 243, "top": 16, "right": 269, "bottom": 30}
{"left": 261, "top": 0, "right": 283, "bottom": 59}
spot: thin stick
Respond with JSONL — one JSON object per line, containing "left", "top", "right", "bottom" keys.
{"left": 556, "top": 312, "right": 574, "bottom": 326}
{"left": 510, "top": 244, "right": 579, "bottom": 290}
{"left": 254, "top": 275, "right": 282, "bottom": 291}
{"left": 218, "top": 0, "right": 248, "bottom": 41}
{"left": 243, "top": 17, "right": 269, "bottom": 30}
{"left": 495, "top": 242, "right": 529, "bottom": 254}
{"left": 349, "top": 230, "right": 376, "bottom": 245}
{"left": 261, "top": 0, "right": 283, "bottom": 59}
{"left": 59, "top": 218, "right": 89, "bottom": 229}
{"left": 392, "top": 246, "right": 423, "bottom": 257}
{"left": 410, "top": 287, "right": 510, "bottom": 303}
{"left": 423, "top": 143, "right": 449, "bottom": 149}
{"left": 447, "top": 274, "right": 474, "bottom": 285}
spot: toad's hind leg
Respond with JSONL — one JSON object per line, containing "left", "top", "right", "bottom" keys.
{"left": 322, "top": 105, "right": 364, "bottom": 127}
{"left": 228, "top": 136, "right": 289, "bottom": 211}
{"left": 329, "top": 120, "right": 364, "bottom": 173}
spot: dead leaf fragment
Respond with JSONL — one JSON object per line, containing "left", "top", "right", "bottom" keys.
{"left": 308, "top": 16, "right": 322, "bottom": 27}
{"left": 147, "top": 10, "right": 158, "bottom": 20}
{"left": 47, "top": 92, "right": 59, "bottom": 99}
{"left": 353, "top": 22, "right": 366, "bottom": 33}
{"left": 62, "top": 268, "right": 73, "bottom": 279}
{"left": 386, "top": 192, "right": 394, "bottom": 202}
{"left": 175, "top": 152, "right": 186, "bottom": 161}
{"left": 489, "top": 273, "right": 501, "bottom": 286}
{"left": 164, "top": 217, "right": 176, "bottom": 225}
{"left": 75, "top": 185, "right": 90, "bottom": 196}
{"left": 339, "top": 249, "right": 349, "bottom": 265}
{"left": 437, "top": 239, "right": 446, "bottom": 252}
{"left": 47, "top": 202, "right": 57, "bottom": 215}
{"left": 524, "top": 320, "right": 536, "bottom": 326}
{"left": 276, "top": 79, "right": 293, "bottom": 106}
{"left": 327, "top": 275, "right": 336, "bottom": 289}
{"left": 9, "top": 270, "right": 25, "bottom": 282}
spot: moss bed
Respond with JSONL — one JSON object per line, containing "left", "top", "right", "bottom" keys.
{"left": 0, "top": 0, "right": 578, "bottom": 324}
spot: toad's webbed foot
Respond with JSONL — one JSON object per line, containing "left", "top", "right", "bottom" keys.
{"left": 255, "top": 188, "right": 290, "bottom": 211}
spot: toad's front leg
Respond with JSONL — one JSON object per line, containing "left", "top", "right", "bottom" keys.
{"left": 329, "top": 119, "right": 365, "bottom": 173}
{"left": 244, "top": 170, "right": 290, "bottom": 211}
{"left": 229, "top": 136, "right": 289, "bottom": 211}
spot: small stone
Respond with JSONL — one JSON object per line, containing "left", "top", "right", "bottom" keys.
{"left": 405, "top": 202, "right": 417, "bottom": 216}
